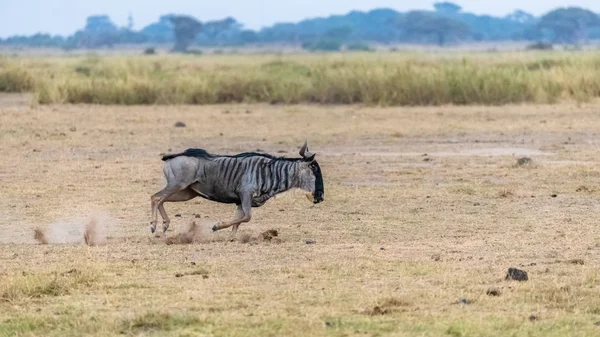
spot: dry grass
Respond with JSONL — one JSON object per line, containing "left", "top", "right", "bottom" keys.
{"left": 3, "top": 98, "right": 600, "bottom": 335}
{"left": 2, "top": 52, "right": 600, "bottom": 105}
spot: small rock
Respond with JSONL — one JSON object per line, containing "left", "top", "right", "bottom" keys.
{"left": 423, "top": 157, "right": 432, "bottom": 162}
{"left": 305, "top": 240, "right": 316, "bottom": 245}
{"left": 473, "top": 202, "right": 481, "bottom": 206}
{"left": 175, "top": 214, "right": 182, "bottom": 218}
{"left": 190, "top": 262, "right": 196, "bottom": 266}
{"left": 380, "top": 247, "right": 385, "bottom": 251}
{"left": 194, "top": 214, "right": 201, "bottom": 218}
{"left": 175, "top": 273, "right": 184, "bottom": 278}
{"left": 529, "top": 315, "right": 538, "bottom": 322}
{"left": 456, "top": 298, "right": 472, "bottom": 305}
{"left": 174, "top": 122, "right": 186, "bottom": 127}
{"left": 506, "top": 268, "right": 528, "bottom": 281}
{"left": 486, "top": 287, "right": 501, "bottom": 297}
{"left": 551, "top": 194, "right": 558, "bottom": 198}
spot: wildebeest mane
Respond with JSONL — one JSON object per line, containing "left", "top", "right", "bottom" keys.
{"left": 162, "top": 148, "right": 302, "bottom": 162}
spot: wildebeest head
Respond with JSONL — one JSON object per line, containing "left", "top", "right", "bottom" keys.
{"left": 297, "top": 141, "right": 324, "bottom": 204}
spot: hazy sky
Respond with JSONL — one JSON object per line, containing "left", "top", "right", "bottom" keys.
{"left": 1, "top": 1, "right": 599, "bottom": 38}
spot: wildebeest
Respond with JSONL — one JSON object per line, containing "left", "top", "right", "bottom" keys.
{"left": 150, "top": 141, "right": 324, "bottom": 237}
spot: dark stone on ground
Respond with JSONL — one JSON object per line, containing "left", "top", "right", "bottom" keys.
{"left": 506, "top": 268, "right": 528, "bottom": 281}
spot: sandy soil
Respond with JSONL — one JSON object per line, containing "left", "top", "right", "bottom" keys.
{"left": 2, "top": 96, "right": 600, "bottom": 336}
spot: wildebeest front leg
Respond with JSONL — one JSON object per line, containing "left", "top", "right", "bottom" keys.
{"left": 230, "top": 205, "right": 244, "bottom": 241}
{"left": 212, "top": 193, "right": 252, "bottom": 239}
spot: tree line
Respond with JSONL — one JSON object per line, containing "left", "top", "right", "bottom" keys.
{"left": 2, "top": 3, "right": 600, "bottom": 52}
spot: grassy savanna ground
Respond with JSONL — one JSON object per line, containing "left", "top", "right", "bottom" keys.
{"left": 3, "top": 52, "right": 600, "bottom": 105}
{"left": 2, "top": 97, "right": 600, "bottom": 336}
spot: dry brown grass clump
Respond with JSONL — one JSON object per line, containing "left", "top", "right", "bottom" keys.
{"left": 362, "top": 298, "right": 411, "bottom": 316}
{"left": 0, "top": 269, "right": 98, "bottom": 303}
{"left": 3, "top": 52, "right": 600, "bottom": 105}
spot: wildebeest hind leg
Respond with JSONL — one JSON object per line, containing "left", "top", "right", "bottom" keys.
{"left": 158, "top": 187, "right": 198, "bottom": 233}
{"left": 150, "top": 185, "right": 188, "bottom": 233}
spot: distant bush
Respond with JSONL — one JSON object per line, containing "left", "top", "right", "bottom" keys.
{"left": 143, "top": 47, "right": 156, "bottom": 55}
{"left": 0, "top": 67, "right": 35, "bottom": 92}
{"left": 526, "top": 42, "right": 553, "bottom": 50}
{"left": 302, "top": 40, "right": 342, "bottom": 52}
{"left": 184, "top": 49, "right": 203, "bottom": 55}
{"left": 346, "top": 43, "right": 374, "bottom": 52}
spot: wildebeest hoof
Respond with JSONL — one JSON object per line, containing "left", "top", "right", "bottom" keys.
{"left": 212, "top": 225, "right": 218, "bottom": 232}
{"left": 150, "top": 227, "right": 156, "bottom": 234}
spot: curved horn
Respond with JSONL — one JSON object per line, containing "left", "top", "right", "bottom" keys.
{"left": 299, "top": 140, "right": 307, "bottom": 157}
{"left": 299, "top": 140, "right": 315, "bottom": 160}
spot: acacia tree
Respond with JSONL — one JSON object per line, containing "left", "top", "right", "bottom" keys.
{"left": 170, "top": 15, "right": 203, "bottom": 52}
{"left": 537, "top": 7, "right": 600, "bottom": 44}
{"left": 401, "top": 11, "right": 470, "bottom": 46}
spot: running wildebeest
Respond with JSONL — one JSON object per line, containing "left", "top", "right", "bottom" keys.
{"left": 150, "top": 141, "right": 324, "bottom": 237}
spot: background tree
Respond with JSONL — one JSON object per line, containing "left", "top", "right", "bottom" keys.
{"left": 68, "top": 15, "right": 119, "bottom": 48}
{"left": 401, "top": 11, "right": 470, "bottom": 46}
{"left": 434, "top": 2, "right": 462, "bottom": 15}
{"left": 170, "top": 15, "right": 203, "bottom": 52}
{"left": 141, "top": 15, "right": 174, "bottom": 43}
{"left": 537, "top": 7, "right": 600, "bottom": 44}
{"left": 197, "top": 17, "right": 240, "bottom": 45}
{"left": 506, "top": 10, "right": 535, "bottom": 24}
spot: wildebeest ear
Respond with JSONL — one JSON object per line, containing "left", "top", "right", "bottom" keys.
{"left": 299, "top": 140, "right": 315, "bottom": 159}
{"left": 304, "top": 153, "right": 316, "bottom": 162}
